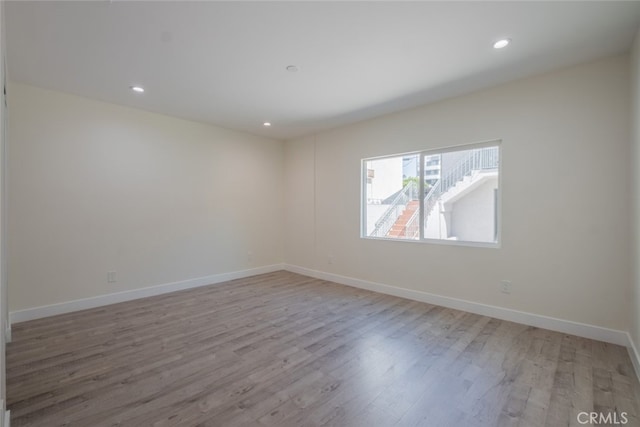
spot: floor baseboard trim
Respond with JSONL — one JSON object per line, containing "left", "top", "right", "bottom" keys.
{"left": 627, "top": 333, "right": 640, "bottom": 383}
{"left": 283, "top": 264, "right": 629, "bottom": 347}
{"left": 10, "top": 264, "right": 285, "bottom": 324}
{"left": 0, "top": 401, "right": 7, "bottom": 427}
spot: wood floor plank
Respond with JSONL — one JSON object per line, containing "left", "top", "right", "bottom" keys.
{"left": 6, "top": 271, "right": 640, "bottom": 426}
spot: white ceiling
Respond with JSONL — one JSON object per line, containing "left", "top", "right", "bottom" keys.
{"left": 6, "top": 1, "right": 640, "bottom": 140}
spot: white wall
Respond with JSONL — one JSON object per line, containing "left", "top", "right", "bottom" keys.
{"left": 449, "top": 176, "right": 498, "bottom": 243}
{"left": 284, "top": 55, "right": 631, "bottom": 331}
{"left": 631, "top": 27, "right": 640, "bottom": 363}
{"left": 8, "top": 83, "right": 284, "bottom": 312}
{"left": 365, "top": 156, "right": 403, "bottom": 202}
{"left": 424, "top": 200, "right": 449, "bottom": 240}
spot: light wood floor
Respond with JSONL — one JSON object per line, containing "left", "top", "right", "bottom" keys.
{"left": 6, "top": 271, "right": 640, "bottom": 426}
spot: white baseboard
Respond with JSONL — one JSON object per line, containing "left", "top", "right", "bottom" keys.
{"left": 627, "top": 333, "right": 640, "bottom": 383}
{"left": 10, "top": 264, "right": 285, "bottom": 324}
{"left": 0, "top": 401, "right": 7, "bottom": 427}
{"left": 283, "top": 264, "right": 629, "bottom": 347}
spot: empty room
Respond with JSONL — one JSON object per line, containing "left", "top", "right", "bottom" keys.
{"left": 1, "top": 1, "right": 640, "bottom": 426}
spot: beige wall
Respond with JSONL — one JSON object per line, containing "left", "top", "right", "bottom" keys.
{"left": 8, "top": 83, "right": 284, "bottom": 311}
{"left": 631, "top": 28, "right": 640, "bottom": 354}
{"left": 6, "top": 51, "right": 636, "bottom": 339}
{"left": 285, "top": 55, "right": 631, "bottom": 331}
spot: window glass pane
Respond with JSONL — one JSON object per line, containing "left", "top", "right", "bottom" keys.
{"left": 423, "top": 146, "right": 499, "bottom": 243}
{"left": 364, "top": 154, "right": 420, "bottom": 240}
{"left": 362, "top": 142, "right": 500, "bottom": 246}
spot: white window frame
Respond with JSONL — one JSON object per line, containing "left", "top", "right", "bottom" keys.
{"left": 361, "top": 140, "right": 502, "bottom": 248}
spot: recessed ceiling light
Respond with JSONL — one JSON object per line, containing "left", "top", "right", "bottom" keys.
{"left": 130, "top": 86, "right": 145, "bottom": 93}
{"left": 263, "top": 122, "right": 272, "bottom": 127}
{"left": 493, "top": 39, "right": 511, "bottom": 49}
{"left": 286, "top": 65, "right": 299, "bottom": 72}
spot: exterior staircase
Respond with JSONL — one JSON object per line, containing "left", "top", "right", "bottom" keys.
{"left": 424, "top": 147, "right": 500, "bottom": 221}
{"left": 387, "top": 200, "right": 419, "bottom": 238}
{"left": 439, "top": 170, "right": 495, "bottom": 206}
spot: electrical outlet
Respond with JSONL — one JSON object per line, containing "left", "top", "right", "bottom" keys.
{"left": 500, "top": 280, "right": 511, "bottom": 294}
{"left": 107, "top": 271, "right": 117, "bottom": 283}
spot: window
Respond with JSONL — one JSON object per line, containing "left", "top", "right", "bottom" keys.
{"left": 362, "top": 141, "right": 500, "bottom": 246}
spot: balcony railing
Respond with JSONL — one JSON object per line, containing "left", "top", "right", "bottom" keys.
{"left": 369, "top": 180, "right": 418, "bottom": 238}
{"left": 423, "top": 146, "right": 499, "bottom": 226}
